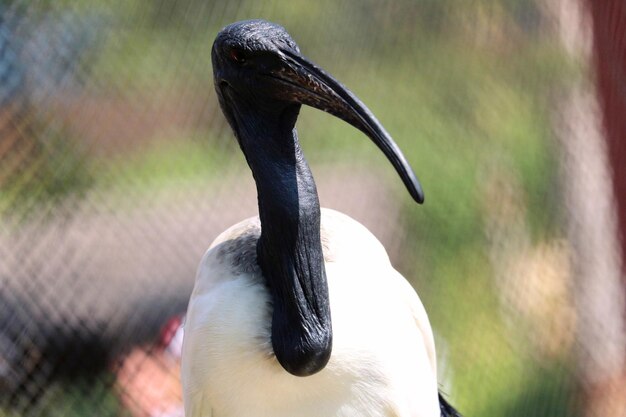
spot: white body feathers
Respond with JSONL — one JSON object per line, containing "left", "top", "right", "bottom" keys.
{"left": 182, "top": 209, "right": 440, "bottom": 417}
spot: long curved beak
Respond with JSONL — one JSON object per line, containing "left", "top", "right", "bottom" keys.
{"left": 269, "top": 49, "right": 424, "bottom": 204}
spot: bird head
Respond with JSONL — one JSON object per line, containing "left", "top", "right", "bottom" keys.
{"left": 212, "top": 19, "right": 424, "bottom": 204}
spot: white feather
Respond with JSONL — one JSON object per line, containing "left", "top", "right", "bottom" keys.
{"left": 182, "top": 208, "right": 439, "bottom": 417}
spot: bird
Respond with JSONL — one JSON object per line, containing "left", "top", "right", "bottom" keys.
{"left": 181, "top": 19, "right": 461, "bottom": 417}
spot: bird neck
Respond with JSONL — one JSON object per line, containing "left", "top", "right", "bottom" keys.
{"left": 234, "top": 105, "right": 332, "bottom": 377}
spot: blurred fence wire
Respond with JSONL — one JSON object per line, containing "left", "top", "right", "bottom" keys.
{"left": 1, "top": 0, "right": 625, "bottom": 416}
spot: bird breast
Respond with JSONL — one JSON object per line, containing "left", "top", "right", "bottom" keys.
{"left": 181, "top": 208, "right": 439, "bottom": 417}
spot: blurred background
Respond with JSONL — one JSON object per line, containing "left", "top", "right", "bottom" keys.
{"left": 1, "top": 0, "right": 625, "bottom": 416}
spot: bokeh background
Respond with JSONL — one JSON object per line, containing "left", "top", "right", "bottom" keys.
{"left": 1, "top": 0, "right": 625, "bottom": 416}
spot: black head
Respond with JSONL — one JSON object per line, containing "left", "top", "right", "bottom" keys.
{"left": 212, "top": 19, "right": 424, "bottom": 203}
{"left": 212, "top": 20, "right": 302, "bottom": 125}
{"left": 213, "top": 20, "right": 300, "bottom": 69}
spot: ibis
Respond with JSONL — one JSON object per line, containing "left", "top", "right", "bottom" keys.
{"left": 182, "top": 19, "right": 461, "bottom": 417}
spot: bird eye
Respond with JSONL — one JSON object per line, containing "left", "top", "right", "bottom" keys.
{"left": 229, "top": 48, "right": 246, "bottom": 64}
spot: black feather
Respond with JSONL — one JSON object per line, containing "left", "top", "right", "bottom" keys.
{"left": 439, "top": 392, "right": 463, "bottom": 417}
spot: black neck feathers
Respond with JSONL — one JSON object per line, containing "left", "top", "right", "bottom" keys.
{"left": 232, "top": 103, "right": 332, "bottom": 376}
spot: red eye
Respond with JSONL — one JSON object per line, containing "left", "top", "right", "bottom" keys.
{"left": 229, "top": 48, "right": 246, "bottom": 64}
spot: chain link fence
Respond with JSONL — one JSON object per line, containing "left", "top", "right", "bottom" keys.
{"left": 1, "top": 0, "right": 624, "bottom": 416}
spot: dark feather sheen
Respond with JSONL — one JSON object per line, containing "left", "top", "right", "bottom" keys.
{"left": 439, "top": 393, "right": 463, "bottom": 417}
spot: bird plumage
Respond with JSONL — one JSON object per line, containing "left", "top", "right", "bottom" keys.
{"left": 182, "top": 19, "right": 461, "bottom": 417}
{"left": 182, "top": 209, "right": 440, "bottom": 417}
{"left": 439, "top": 394, "right": 463, "bottom": 417}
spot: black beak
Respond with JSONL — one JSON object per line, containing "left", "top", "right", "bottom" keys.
{"left": 268, "top": 49, "right": 424, "bottom": 204}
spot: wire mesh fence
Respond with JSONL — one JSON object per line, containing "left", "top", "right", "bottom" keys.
{"left": 1, "top": 0, "right": 625, "bottom": 416}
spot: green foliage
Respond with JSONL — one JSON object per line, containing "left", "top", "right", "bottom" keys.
{"left": 0, "top": 127, "right": 94, "bottom": 220}
{"left": 95, "top": 134, "right": 232, "bottom": 194}
{"left": 34, "top": 377, "right": 125, "bottom": 417}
